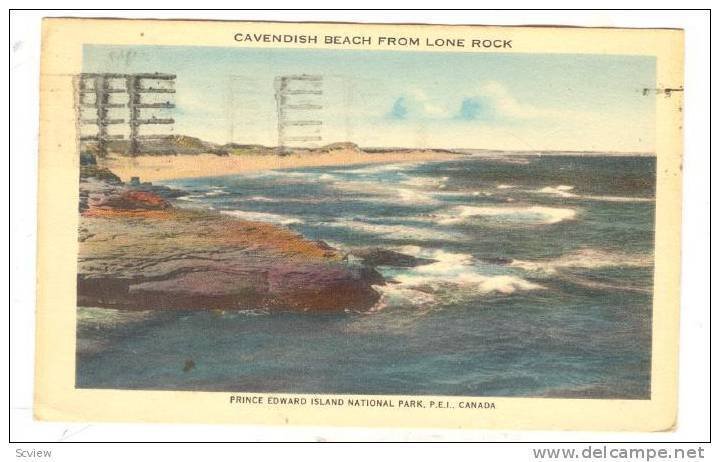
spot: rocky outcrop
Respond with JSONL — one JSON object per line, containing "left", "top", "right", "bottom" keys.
{"left": 79, "top": 155, "right": 185, "bottom": 213}
{"left": 347, "top": 248, "right": 436, "bottom": 267}
{"left": 80, "top": 164, "right": 122, "bottom": 184}
{"left": 95, "top": 190, "right": 172, "bottom": 211}
{"left": 78, "top": 183, "right": 383, "bottom": 312}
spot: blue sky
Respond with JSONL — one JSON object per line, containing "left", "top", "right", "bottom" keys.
{"left": 83, "top": 45, "right": 656, "bottom": 152}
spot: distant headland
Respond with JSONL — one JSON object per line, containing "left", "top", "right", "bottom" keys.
{"left": 84, "top": 134, "right": 653, "bottom": 183}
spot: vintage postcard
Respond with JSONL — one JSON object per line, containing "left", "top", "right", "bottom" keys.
{"left": 34, "top": 18, "right": 683, "bottom": 431}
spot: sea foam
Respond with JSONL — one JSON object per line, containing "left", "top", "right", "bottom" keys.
{"left": 221, "top": 210, "right": 304, "bottom": 225}
{"left": 533, "top": 185, "right": 654, "bottom": 203}
{"left": 331, "top": 181, "right": 439, "bottom": 205}
{"left": 320, "top": 220, "right": 457, "bottom": 241}
{"left": 386, "top": 247, "right": 544, "bottom": 298}
{"left": 437, "top": 205, "right": 577, "bottom": 225}
{"left": 510, "top": 248, "right": 653, "bottom": 275}
{"left": 536, "top": 185, "right": 577, "bottom": 198}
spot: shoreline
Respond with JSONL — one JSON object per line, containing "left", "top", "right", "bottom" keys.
{"left": 77, "top": 185, "right": 385, "bottom": 313}
{"left": 98, "top": 148, "right": 463, "bottom": 182}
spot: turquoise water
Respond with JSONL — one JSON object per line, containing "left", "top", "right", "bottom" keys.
{"left": 76, "top": 154, "right": 655, "bottom": 398}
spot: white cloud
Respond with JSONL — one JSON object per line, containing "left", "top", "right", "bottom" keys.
{"left": 389, "top": 88, "right": 453, "bottom": 119}
{"left": 407, "top": 88, "right": 452, "bottom": 117}
{"left": 474, "top": 81, "right": 562, "bottom": 120}
{"left": 388, "top": 81, "right": 566, "bottom": 122}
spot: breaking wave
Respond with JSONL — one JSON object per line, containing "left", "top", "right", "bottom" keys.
{"left": 336, "top": 162, "right": 420, "bottom": 175}
{"left": 509, "top": 248, "right": 653, "bottom": 275}
{"left": 177, "top": 194, "right": 204, "bottom": 202}
{"left": 319, "top": 219, "right": 458, "bottom": 241}
{"left": 371, "top": 285, "right": 438, "bottom": 311}
{"left": 331, "top": 181, "right": 439, "bottom": 205}
{"left": 221, "top": 210, "right": 304, "bottom": 226}
{"left": 582, "top": 195, "right": 654, "bottom": 203}
{"left": 536, "top": 185, "right": 577, "bottom": 198}
{"left": 372, "top": 247, "right": 544, "bottom": 310}
{"left": 436, "top": 205, "right": 577, "bottom": 225}
{"left": 241, "top": 170, "right": 338, "bottom": 184}
{"left": 240, "top": 195, "right": 333, "bottom": 204}
{"left": 204, "top": 188, "right": 229, "bottom": 197}
{"left": 533, "top": 184, "right": 654, "bottom": 203}
{"left": 401, "top": 175, "right": 448, "bottom": 189}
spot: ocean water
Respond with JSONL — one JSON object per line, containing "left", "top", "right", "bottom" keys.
{"left": 76, "top": 154, "right": 656, "bottom": 399}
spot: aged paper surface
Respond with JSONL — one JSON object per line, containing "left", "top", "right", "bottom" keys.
{"left": 35, "top": 18, "right": 683, "bottom": 431}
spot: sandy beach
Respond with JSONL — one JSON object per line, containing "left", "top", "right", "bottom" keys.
{"left": 99, "top": 148, "right": 462, "bottom": 182}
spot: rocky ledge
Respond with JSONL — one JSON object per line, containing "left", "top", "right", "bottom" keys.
{"left": 78, "top": 169, "right": 384, "bottom": 312}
